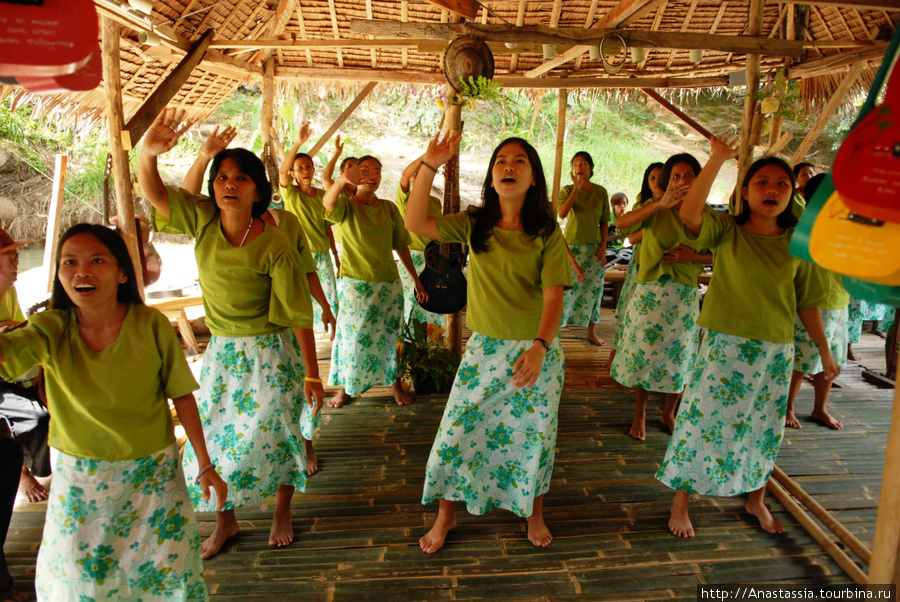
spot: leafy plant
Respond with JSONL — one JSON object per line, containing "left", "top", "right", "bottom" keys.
{"left": 452, "top": 75, "right": 508, "bottom": 110}
{"left": 399, "top": 318, "right": 460, "bottom": 393}
{"left": 755, "top": 68, "right": 805, "bottom": 121}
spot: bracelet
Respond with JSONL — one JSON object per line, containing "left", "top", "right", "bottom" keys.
{"left": 420, "top": 161, "right": 439, "bottom": 174}
{"left": 533, "top": 337, "right": 550, "bottom": 352}
{"left": 195, "top": 463, "right": 216, "bottom": 484}
{"left": 305, "top": 376, "right": 323, "bottom": 383}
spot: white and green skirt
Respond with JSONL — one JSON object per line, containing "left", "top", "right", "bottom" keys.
{"left": 656, "top": 330, "right": 793, "bottom": 497}
{"left": 328, "top": 276, "right": 403, "bottom": 396}
{"left": 400, "top": 250, "right": 445, "bottom": 328}
{"left": 36, "top": 444, "right": 207, "bottom": 601}
{"left": 793, "top": 307, "right": 849, "bottom": 374}
{"left": 610, "top": 276, "right": 700, "bottom": 393}
{"left": 422, "top": 334, "right": 565, "bottom": 518}
{"left": 562, "top": 244, "right": 605, "bottom": 327}
{"left": 612, "top": 243, "right": 641, "bottom": 349}
{"left": 311, "top": 252, "right": 339, "bottom": 333}
{"left": 848, "top": 297, "right": 887, "bottom": 343}
{"left": 183, "top": 330, "right": 310, "bottom": 511}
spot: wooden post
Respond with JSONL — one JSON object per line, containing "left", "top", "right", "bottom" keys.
{"left": 734, "top": 0, "right": 764, "bottom": 215}
{"left": 443, "top": 92, "right": 463, "bottom": 358}
{"left": 790, "top": 62, "right": 863, "bottom": 165}
{"left": 101, "top": 17, "right": 144, "bottom": 294}
{"left": 552, "top": 88, "right": 568, "bottom": 210}
{"left": 261, "top": 56, "right": 275, "bottom": 150}
{"left": 528, "top": 92, "right": 543, "bottom": 139}
{"left": 308, "top": 82, "right": 378, "bottom": 158}
{"left": 43, "top": 154, "right": 67, "bottom": 292}
{"left": 869, "top": 351, "right": 900, "bottom": 586}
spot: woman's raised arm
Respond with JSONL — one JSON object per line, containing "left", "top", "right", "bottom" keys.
{"left": 681, "top": 136, "right": 738, "bottom": 235}
{"left": 405, "top": 130, "right": 460, "bottom": 241}
{"left": 137, "top": 108, "right": 192, "bottom": 218}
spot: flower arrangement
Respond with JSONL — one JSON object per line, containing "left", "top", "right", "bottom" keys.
{"left": 755, "top": 68, "right": 804, "bottom": 121}
{"left": 445, "top": 75, "right": 508, "bottom": 110}
{"left": 400, "top": 318, "right": 460, "bottom": 394}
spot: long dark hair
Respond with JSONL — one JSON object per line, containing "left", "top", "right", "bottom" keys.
{"left": 207, "top": 148, "right": 271, "bottom": 218}
{"left": 736, "top": 157, "right": 798, "bottom": 229}
{"left": 639, "top": 162, "right": 664, "bottom": 203}
{"left": 468, "top": 137, "right": 556, "bottom": 254}
{"left": 51, "top": 224, "right": 144, "bottom": 311}
{"left": 658, "top": 154, "right": 702, "bottom": 191}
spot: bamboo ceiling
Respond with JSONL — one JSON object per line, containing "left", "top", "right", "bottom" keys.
{"left": 2, "top": 0, "right": 898, "bottom": 126}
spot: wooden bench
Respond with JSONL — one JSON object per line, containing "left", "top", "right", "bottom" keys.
{"left": 147, "top": 293, "right": 204, "bottom": 355}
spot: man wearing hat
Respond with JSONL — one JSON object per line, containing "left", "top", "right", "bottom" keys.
{"left": 0, "top": 228, "right": 51, "bottom": 504}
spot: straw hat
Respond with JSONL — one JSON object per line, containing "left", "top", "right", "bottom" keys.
{"left": 442, "top": 36, "right": 494, "bottom": 92}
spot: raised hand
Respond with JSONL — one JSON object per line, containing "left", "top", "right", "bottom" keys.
{"left": 200, "top": 125, "right": 237, "bottom": 160}
{"left": 710, "top": 134, "right": 739, "bottom": 161}
{"left": 659, "top": 179, "right": 691, "bottom": 209}
{"left": 298, "top": 121, "right": 312, "bottom": 145}
{"left": 334, "top": 134, "right": 344, "bottom": 156}
{"left": 424, "top": 130, "right": 461, "bottom": 168}
{"left": 144, "top": 107, "right": 192, "bottom": 157}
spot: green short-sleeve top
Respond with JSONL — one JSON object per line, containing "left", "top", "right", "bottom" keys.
{"left": 435, "top": 211, "right": 573, "bottom": 340}
{"left": 279, "top": 185, "right": 330, "bottom": 254}
{"left": 694, "top": 212, "right": 827, "bottom": 344}
{"left": 0, "top": 305, "right": 199, "bottom": 460}
{"left": 791, "top": 192, "right": 807, "bottom": 222}
{"left": 634, "top": 202, "right": 710, "bottom": 287}
{"left": 151, "top": 187, "right": 314, "bottom": 336}
{"left": 395, "top": 185, "right": 443, "bottom": 252}
{"left": 557, "top": 184, "right": 611, "bottom": 245}
{"left": 324, "top": 194, "right": 411, "bottom": 282}
{"left": 817, "top": 267, "right": 850, "bottom": 310}
{"left": 0, "top": 287, "right": 25, "bottom": 323}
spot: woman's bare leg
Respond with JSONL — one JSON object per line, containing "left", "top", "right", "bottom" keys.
{"left": 420, "top": 500, "right": 457, "bottom": 554}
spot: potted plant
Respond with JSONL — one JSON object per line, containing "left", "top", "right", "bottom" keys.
{"left": 400, "top": 318, "right": 460, "bottom": 395}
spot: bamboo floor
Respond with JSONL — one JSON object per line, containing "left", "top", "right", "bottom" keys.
{"left": 4, "top": 314, "right": 895, "bottom": 601}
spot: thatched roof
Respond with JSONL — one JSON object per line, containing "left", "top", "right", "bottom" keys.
{"left": 3, "top": 1, "right": 897, "bottom": 126}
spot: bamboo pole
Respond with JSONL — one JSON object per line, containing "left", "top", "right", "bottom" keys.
{"left": 734, "top": 0, "right": 764, "bottom": 216}
{"left": 308, "top": 82, "right": 378, "bottom": 158}
{"left": 868, "top": 351, "right": 900, "bottom": 586}
{"left": 767, "top": 477, "right": 868, "bottom": 585}
{"left": 552, "top": 88, "right": 568, "bottom": 210}
{"left": 43, "top": 154, "right": 67, "bottom": 293}
{"left": 442, "top": 96, "right": 463, "bottom": 358}
{"left": 771, "top": 466, "right": 872, "bottom": 564}
{"left": 101, "top": 17, "right": 144, "bottom": 295}
{"left": 528, "top": 92, "right": 543, "bottom": 138}
{"left": 261, "top": 57, "right": 274, "bottom": 150}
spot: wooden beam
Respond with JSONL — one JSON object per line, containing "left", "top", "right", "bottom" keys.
{"left": 787, "top": 43, "right": 887, "bottom": 78}
{"left": 524, "top": 0, "right": 667, "bottom": 78}
{"left": 789, "top": 0, "right": 900, "bottom": 9}
{"left": 101, "top": 17, "right": 144, "bottom": 295}
{"left": 641, "top": 88, "right": 713, "bottom": 138}
{"left": 790, "top": 62, "right": 863, "bottom": 163}
{"left": 349, "top": 20, "right": 812, "bottom": 57}
{"left": 307, "top": 82, "right": 379, "bottom": 158}
{"left": 574, "top": 0, "right": 602, "bottom": 72}
{"left": 552, "top": 89, "right": 568, "bottom": 209}
{"left": 424, "top": 0, "right": 479, "bottom": 21}
{"left": 508, "top": 0, "right": 528, "bottom": 73}
{"left": 735, "top": 0, "right": 764, "bottom": 216}
{"left": 43, "top": 154, "right": 67, "bottom": 293}
{"left": 327, "top": 0, "right": 344, "bottom": 69}
{"left": 261, "top": 57, "right": 274, "bottom": 150}
{"left": 442, "top": 93, "right": 463, "bottom": 359}
{"left": 260, "top": 0, "right": 297, "bottom": 63}
{"left": 296, "top": 3, "right": 313, "bottom": 68}
{"left": 122, "top": 29, "right": 213, "bottom": 150}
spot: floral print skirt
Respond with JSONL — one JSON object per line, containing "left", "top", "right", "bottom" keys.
{"left": 400, "top": 250, "right": 445, "bottom": 329}
{"left": 612, "top": 244, "right": 641, "bottom": 349}
{"left": 610, "top": 276, "right": 699, "bottom": 394}
{"left": 311, "top": 252, "right": 339, "bottom": 333}
{"left": 793, "top": 307, "right": 849, "bottom": 374}
{"left": 37, "top": 443, "right": 207, "bottom": 601}
{"left": 422, "top": 334, "right": 565, "bottom": 518}
{"left": 656, "top": 330, "right": 793, "bottom": 497}
{"left": 183, "top": 330, "right": 309, "bottom": 511}
{"left": 328, "top": 276, "right": 403, "bottom": 396}
{"left": 562, "top": 244, "right": 605, "bottom": 327}
{"left": 848, "top": 297, "right": 888, "bottom": 343}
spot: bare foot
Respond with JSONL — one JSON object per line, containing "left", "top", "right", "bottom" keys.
{"left": 810, "top": 409, "right": 843, "bottom": 430}
{"left": 304, "top": 438, "right": 318, "bottom": 476}
{"left": 668, "top": 506, "right": 694, "bottom": 538}
{"left": 746, "top": 500, "right": 784, "bottom": 534}
{"left": 18, "top": 469, "right": 49, "bottom": 502}
{"left": 872, "top": 329, "right": 887, "bottom": 339}
{"left": 269, "top": 509, "right": 294, "bottom": 548}
{"left": 526, "top": 515, "right": 553, "bottom": 547}
{"left": 201, "top": 515, "right": 240, "bottom": 559}
{"left": 661, "top": 415, "right": 676, "bottom": 434}
{"left": 0, "top": 588, "right": 29, "bottom": 601}
{"left": 847, "top": 346, "right": 861, "bottom": 361}
{"left": 785, "top": 411, "right": 802, "bottom": 429}
{"left": 328, "top": 388, "right": 352, "bottom": 408}
{"left": 587, "top": 333, "right": 608, "bottom": 347}
{"left": 392, "top": 382, "right": 413, "bottom": 406}
{"left": 419, "top": 513, "right": 456, "bottom": 554}
{"left": 628, "top": 417, "right": 646, "bottom": 441}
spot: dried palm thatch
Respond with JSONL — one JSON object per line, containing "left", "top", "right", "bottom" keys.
{"left": 5, "top": 1, "right": 898, "bottom": 127}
